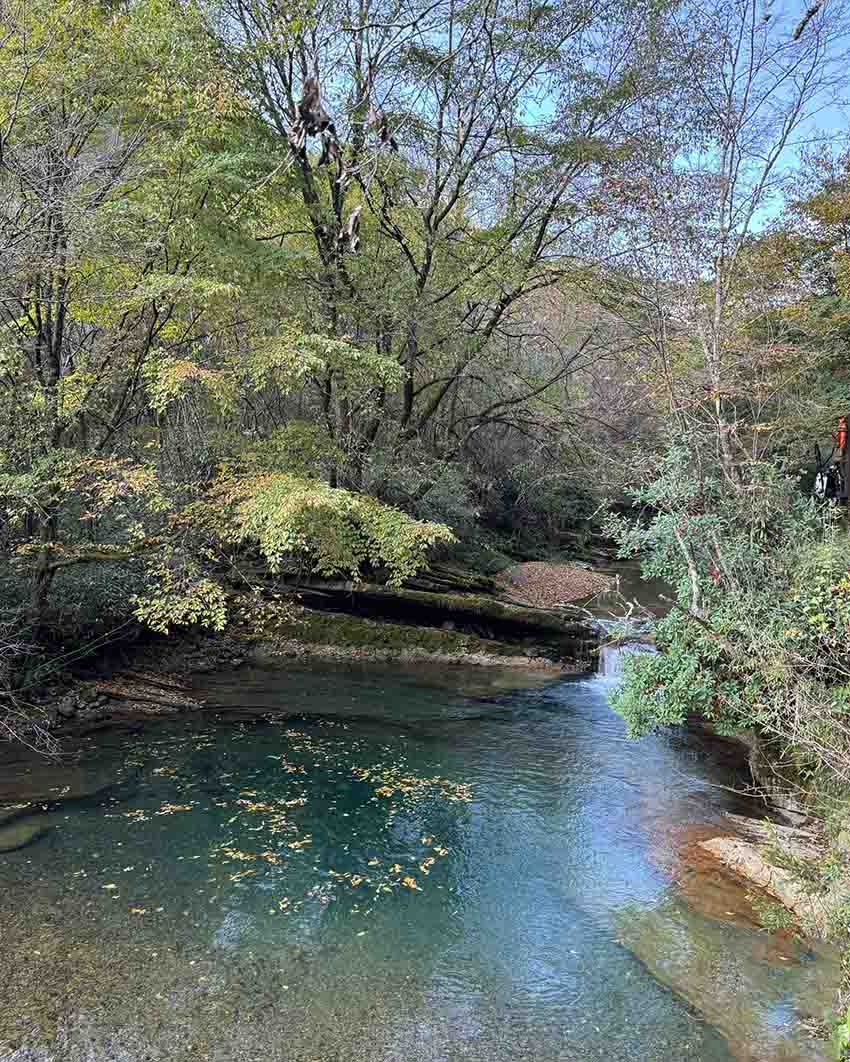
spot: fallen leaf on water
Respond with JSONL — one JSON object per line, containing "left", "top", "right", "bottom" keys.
{"left": 156, "top": 803, "right": 194, "bottom": 815}
{"left": 229, "top": 869, "right": 256, "bottom": 882}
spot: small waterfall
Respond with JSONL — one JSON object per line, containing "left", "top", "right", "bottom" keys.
{"left": 597, "top": 640, "right": 656, "bottom": 679}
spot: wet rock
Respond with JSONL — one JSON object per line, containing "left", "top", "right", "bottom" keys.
{"left": 0, "top": 818, "right": 48, "bottom": 853}
{"left": 697, "top": 816, "right": 830, "bottom": 931}
{"left": 747, "top": 734, "right": 811, "bottom": 825}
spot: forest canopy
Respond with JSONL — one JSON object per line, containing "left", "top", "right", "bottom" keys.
{"left": 2, "top": 0, "right": 850, "bottom": 782}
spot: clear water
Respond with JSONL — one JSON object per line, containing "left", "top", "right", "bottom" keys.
{"left": 0, "top": 663, "right": 838, "bottom": 1061}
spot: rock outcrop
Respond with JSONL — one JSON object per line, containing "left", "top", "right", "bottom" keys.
{"left": 695, "top": 814, "right": 848, "bottom": 936}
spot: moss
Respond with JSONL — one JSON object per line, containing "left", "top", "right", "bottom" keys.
{"left": 228, "top": 592, "right": 594, "bottom": 668}
{"left": 255, "top": 607, "right": 522, "bottom": 657}
{"left": 334, "top": 586, "right": 585, "bottom": 635}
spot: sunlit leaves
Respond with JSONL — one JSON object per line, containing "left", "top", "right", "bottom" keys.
{"left": 180, "top": 468, "right": 454, "bottom": 587}
{"left": 143, "top": 356, "right": 238, "bottom": 416}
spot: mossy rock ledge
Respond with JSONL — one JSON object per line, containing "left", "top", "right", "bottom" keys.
{"left": 246, "top": 607, "right": 594, "bottom": 671}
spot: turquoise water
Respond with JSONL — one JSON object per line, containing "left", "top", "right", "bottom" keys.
{"left": 0, "top": 664, "right": 837, "bottom": 1061}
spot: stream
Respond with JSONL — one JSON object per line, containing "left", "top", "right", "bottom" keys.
{"left": 0, "top": 658, "right": 840, "bottom": 1061}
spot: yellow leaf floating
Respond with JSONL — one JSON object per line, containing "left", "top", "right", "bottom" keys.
{"left": 229, "top": 869, "right": 256, "bottom": 882}
{"left": 401, "top": 876, "right": 421, "bottom": 891}
{"left": 287, "top": 837, "right": 312, "bottom": 850}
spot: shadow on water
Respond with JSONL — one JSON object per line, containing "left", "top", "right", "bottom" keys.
{"left": 0, "top": 661, "right": 839, "bottom": 1062}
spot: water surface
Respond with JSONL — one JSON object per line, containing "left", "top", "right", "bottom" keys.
{"left": 0, "top": 663, "right": 837, "bottom": 1061}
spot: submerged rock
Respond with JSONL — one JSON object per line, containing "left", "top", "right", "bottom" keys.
{"left": 617, "top": 898, "right": 838, "bottom": 1061}
{"left": 0, "top": 818, "right": 48, "bottom": 853}
{"left": 0, "top": 753, "right": 119, "bottom": 808}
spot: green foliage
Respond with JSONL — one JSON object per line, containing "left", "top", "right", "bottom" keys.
{"left": 133, "top": 570, "right": 229, "bottom": 635}
{"left": 833, "top": 1006, "right": 850, "bottom": 1061}
{"left": 749, "top": 895, "right": 796, "bottom": 932}
{"left": 605, "top": 446, "right": 850, "bottom": 790}
{"left": 494, "top": 469, "right": 596, "bottom": 554}
{"left": 371, "top": 455, "right": 480, "bottom": 537}
{"left": 241, "top": 423, "right": 342, "bottom": 477}
{"left": 611, "top": 633, "right": 721, "bottom": 733}
{"left": 0, "top": 0, "right": 709, "bottom": 750}
{"left": 185, "top": 470, "right": 455, "bottom": 588}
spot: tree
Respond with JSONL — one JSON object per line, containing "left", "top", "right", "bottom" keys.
{"left": 595, "top": 1, "right": 850, "bottom": 795}
{"left": 585, "top": 0, "right": 849, "bottom": 492}
{"left": 0, "top": 0, "right": 227, "bottom": 621}
{"left": 208, "top": 0, "right": 693, "bottom": 491}
{"left": 0, "top": 0, "right": 454, "bottom": 642}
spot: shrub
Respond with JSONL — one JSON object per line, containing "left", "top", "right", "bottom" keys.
{"left": 605, "top": 447, "right": 850, "bottom": 788}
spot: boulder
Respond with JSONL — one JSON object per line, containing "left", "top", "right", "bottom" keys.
{"left": 55, "top": 695, "right": 77, "bottom": 719}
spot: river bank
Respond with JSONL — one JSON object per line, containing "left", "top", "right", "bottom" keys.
{"left": 15, "top": 580, "right": 842, "bottom": 958}
{"left": 16, "top": 577, "right": 842, "bottom": 953}
{"left": 30, "top": 560, "right": 609, "bottom": 735}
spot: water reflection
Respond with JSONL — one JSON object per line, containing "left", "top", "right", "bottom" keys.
{"left": 0, "top": 663, "right": 838, "bottom": 1062}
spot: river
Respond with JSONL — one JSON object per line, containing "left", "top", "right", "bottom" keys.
{"left": 0, "top": 660, "right": 839, "bottom": 1061}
